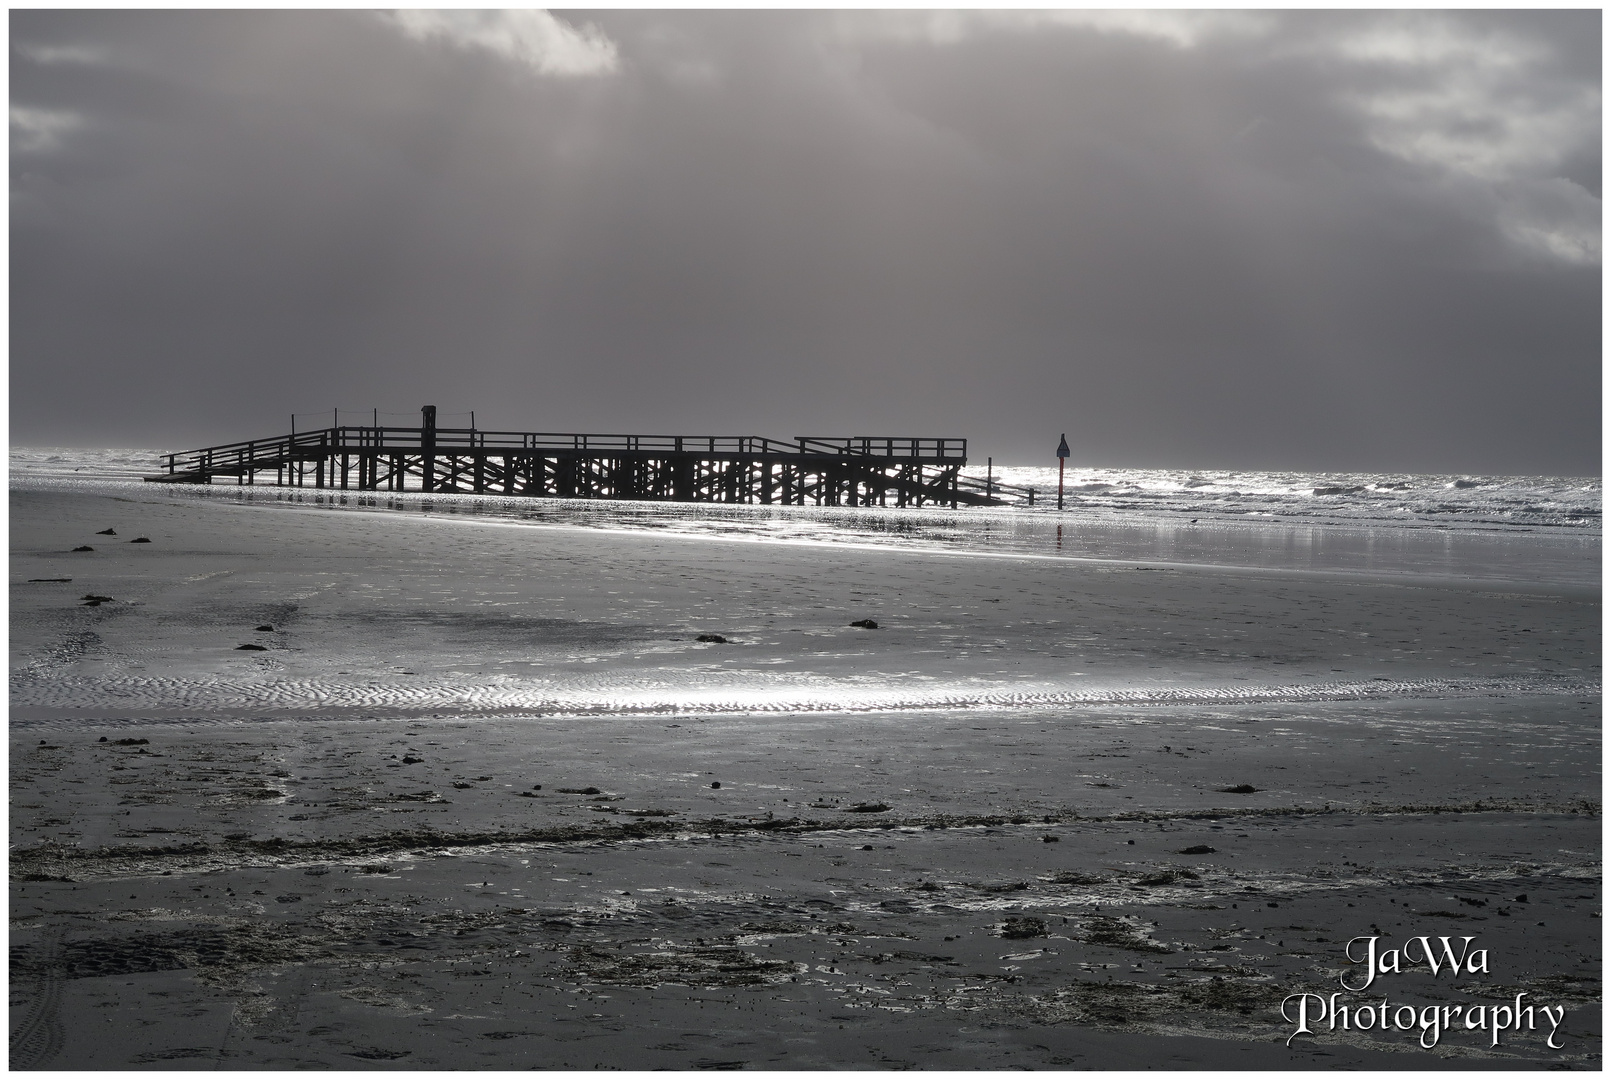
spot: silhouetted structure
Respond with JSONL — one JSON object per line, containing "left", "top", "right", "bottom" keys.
{"left": 147, "top": 408, "right": 1005, "bottom": 507}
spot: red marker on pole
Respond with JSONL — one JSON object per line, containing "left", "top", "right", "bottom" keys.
{"left": 1056, "top": 433, "right": 1070, "bottom": 510}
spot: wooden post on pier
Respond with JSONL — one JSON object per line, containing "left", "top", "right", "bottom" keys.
{"left": 421, "top": 405, "right": 437, "bottom": 494}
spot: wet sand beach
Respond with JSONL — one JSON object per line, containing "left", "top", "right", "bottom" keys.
{"left": 9, "top": 485, "right": 1600, "bottom": 1069}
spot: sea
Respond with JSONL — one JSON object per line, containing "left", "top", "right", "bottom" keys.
{"left": 9, "top": 446, "right": 1600, "bottom": 591}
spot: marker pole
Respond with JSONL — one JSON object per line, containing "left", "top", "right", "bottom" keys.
{"left": 1055, "top": 433, "right": 1071, "bottom": 511}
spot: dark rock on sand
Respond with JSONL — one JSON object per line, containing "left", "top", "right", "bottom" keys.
{"left": 130, "top": 537, "right": 152, "bottom": 543}
{"left": 846, "top": 802, "right": 890, "bottom": 813}
{"left": 1219, "top": 784, "right": 1258, "bottom": 793}
{"left": 696, "top": 634, "right": 728, "bottom": 643}
{"left": 1000, "top": 916, "right": 1047, "bottom": 939}
{"left": 255, "top": 624, "right": 274, "bottom": 632}
{"left": 558, "top": 787, "right": 602, "bottom": 795}
{"left": 1178, "top": 844, "right": 1217, "bottom": 855}
{"left": 402, "top": 756, "right": 424, "bottom": 765}
{"left": 111, "top": 738, "right": 149, "bottom": 746}
{"left": 710, "top": 782, "right": 721, "bottom": 789}
{"left": 71, "top": 546, "right": 94, "bottom": 552}
{"left": 97, "top": 528, "right": 117, "bottom": 535}
{"left": 82, "top": 594, "right": 114, "bottom": 602}
{"left": 235, "top": 643, "right": 268, "bottom": 651}
{"left": 849, "top": 619, "right": 879, "bottom": 629}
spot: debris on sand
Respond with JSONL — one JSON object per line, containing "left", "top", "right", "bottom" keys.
{"left": 557, "top": 787, "right": 601, "bottom": 796}
{"left": 971, "top": 880, "right": 1030, "bottom": 893}
{"left": 235, "top": 643, "right": 268, "bottom": 651}
{"left": 562, "top": 942, "right": 792, "bottom": 988}
{"left": 849, "top": 619, "right": 879, "bottom": 629}
{"left": 1178, "top": 844, "right": 1217, "bottom": 855}
{"left": 130, "top": 537, "right": 152, "bottom": 544}
{"left": 1080, "top": 914, "right": 1173, "bottom": 953}
{"left": 255, "top": 624, "right": 274, "bottom": 632}
{"left": 71, "top": 546, "right": 94, "bottom": 552}
{"left": 1047, "top": 871, "right": 1107, "bottom": 886}
{"left": 999, "top": 916, "right": 1047, "bottom": 939}
{"left": 1136, "top": 868, "right": 1200, "bottom": 887}
{"left": 696, "top": 634, "right": 728, "bottom": 643}
{"left": 28, "top": 578, "right": 72, "bottom": 583}
{"left": 846, "top": 802, "right": 890, "bottom": 813}
{"left": 1219, "top": 784, "right": 1258, "bottom": 794}
{"left": 97, "top": 528, "right": 117, "bottom": 535}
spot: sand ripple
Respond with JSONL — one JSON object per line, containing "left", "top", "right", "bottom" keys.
{"left": 10, "top": 671, "right": 1596, "bottom": 720}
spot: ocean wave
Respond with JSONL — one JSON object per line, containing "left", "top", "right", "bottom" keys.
{"left": 972, "top": 464, "right": 1599, "bottom": 531}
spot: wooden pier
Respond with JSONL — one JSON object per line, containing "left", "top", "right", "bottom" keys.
{"left": 146, "top": 408, "right": 1009, "bottom": 507}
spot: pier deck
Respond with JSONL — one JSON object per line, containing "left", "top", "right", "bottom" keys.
{"left": 147, "top": 416, "right": 1005, "bottom": 507}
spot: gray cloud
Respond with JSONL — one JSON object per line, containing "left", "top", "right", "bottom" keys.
{"left": 10, "top": 10, "right": 1599, "bottom": 473}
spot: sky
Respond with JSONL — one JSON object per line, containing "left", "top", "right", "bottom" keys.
{"left": 10, "top": 9, "right": 1602, "bottom": 474}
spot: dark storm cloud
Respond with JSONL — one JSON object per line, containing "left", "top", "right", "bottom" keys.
{"left": 10, "top": 10, "right": 1600, "bottom": 472}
